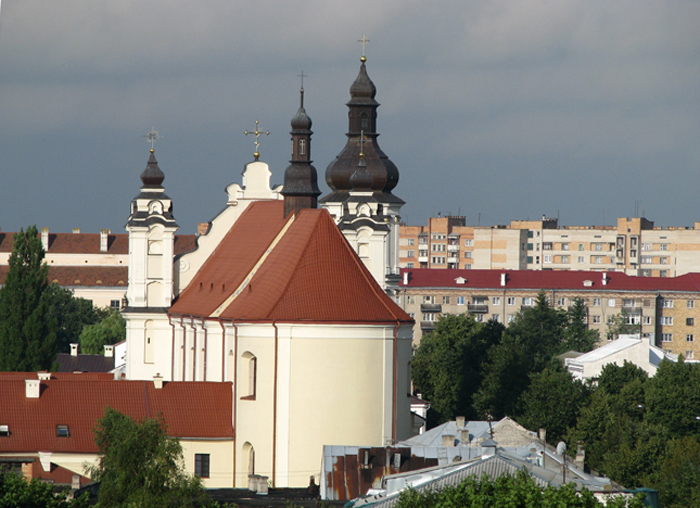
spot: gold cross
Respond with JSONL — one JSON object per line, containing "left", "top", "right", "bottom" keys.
{"left": 297, "top": 70, "right": 307, "bottom": 90}
{"left": 244, "top": 120, "right": 270, "bottom": 161}
{"left": 358, "top": 34, "right": 370, "bottom": 61}
{"left": 359, "top": 130, "right": 366, "bottom": 157}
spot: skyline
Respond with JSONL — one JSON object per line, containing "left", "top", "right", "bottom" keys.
{"left": 1, "top": 1, "right": 699, "bottom": 235}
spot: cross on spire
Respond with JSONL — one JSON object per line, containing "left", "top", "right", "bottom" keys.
{"left": 143, "top": 127, "right": 162, "bottom": 152}
{"left": 244, "top": 120, "right": 270, "bottom": 161}
{"left": 358, "top": 130, "right": 366, "bottom": 157}
{"left": 358, "top": 34, "right": 370, "bottom": 61}
{"left": 297, "top": 70, "right": 307, "bottom": 107}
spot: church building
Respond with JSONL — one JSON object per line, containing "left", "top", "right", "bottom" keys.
{"left": 122, "top": 55, "right": 414, "bottom": 488}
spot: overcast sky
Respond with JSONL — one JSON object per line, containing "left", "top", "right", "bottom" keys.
{"left": 1, "top": 1, "right": 699, "bottom": 235}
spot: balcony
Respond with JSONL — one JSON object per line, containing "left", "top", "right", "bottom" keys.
{"left": 447, "top": 244, "right": 459, "bottom": 252}
{"left": 420, "top": 321, "right": 436, "bottom": 331}
{"left": 421, "top": 304, "right": 442, "bottom": 313}
{"left": 418, "top": 256, "right": 429, "bottom": 263}
{"left": 467, "top": 304, "right": 489, "bottom": 314}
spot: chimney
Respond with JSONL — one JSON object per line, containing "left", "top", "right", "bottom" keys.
{"left": 460, "top": 429, "right": 471, "bottom": 445}
{"left": 481, "top": 439, "right": 497, "bottom": 457}
{"left": 113, "top": 369, "right": 122, "bottom": 380}
{"left": 70, "top": 343, "right": 79, "bottom": 356}
{"left": 41, "top": 227, "right": 49, "bottom": 251}
{"left": 104, "top": 345, "right": 114, "bottom": 357}
{"left": 539, "top": 428, "right": 546, "bottom": 443}
{"left": 25, "top": 379, "right": 40, "bottom": 398}
{"left": 153, "top": 373, "right": 164, "bottom": 389}
{"left": 442, "top": 434, "right": 455, "bottom": 447}
{"left": 72, "top": 228, "right": 80, "bottom": 234}
{"left": 37, "top": 372, "right": 51, "bottom": 381}
{"left": 500, "top": 273, "right": 507, "bottom": 286}
{"left": 575, "top": 441, "right": 585, "bottom": 470}
{"left": 100, "top": 229, "right": 111, "bottom": 252}
{"left": 455, "top": 416, "right": 466, "bottom": 429}
{"left": 403, "top": 271, "right": 409, "bottom": 285}
{"left": 602, "top": 273, "right": 608, "bottom": 286}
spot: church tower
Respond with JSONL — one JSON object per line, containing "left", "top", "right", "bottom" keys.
{"left": 282, "top": 83, "right": 321, "bottom": 217}
{"left": 319, "top": 53, "right": 404, "bottom": 292}
{"left": 125, "top": 148, "right": 178, "bottom": 309}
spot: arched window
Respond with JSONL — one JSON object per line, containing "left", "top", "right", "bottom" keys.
{"left": 241, "top": 351, "right": 257, "bottom": 399}
{"left": 360, "top": 112, "right": 369, "bottom": 130}
{"left": 242, "top": 442, "right": 255, "bottom": 478}
{"left": 298, "top": 139, "right": 306, "bottom": 156}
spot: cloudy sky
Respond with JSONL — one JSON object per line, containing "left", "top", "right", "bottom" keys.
{"left": 1, "top": 1, "right": 699, "bottom": 235}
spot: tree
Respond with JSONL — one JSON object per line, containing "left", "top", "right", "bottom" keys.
{"left": 79, "top": 310, "right": 125, "bottom": 355}
{"left": 606, "top": 309, "right": 638, "bottom": 340}
{"left": 411, "top": 314, "right": 502, "bottom": 422}
{"left": 648, "top": 436, "right": 700, "bottom": 508}
{"left": 0, "top": 226, "right": 57, "bottom": 371}
{"left": 0, "top": 470, "right": 88, "bottom": 508}
{"left": 644, "top": 359, "right": 700, "bottom": 439}
{"left": 597, "top": 360, "right": 649, "bottom": 396}
{"left": 46, "top": 285, "right": 108, "bottom": 354}
{"left": 87, "top": 407, "right": 207, "bottom": 508}
{"left": 518, "top": 366, "right": 591, "bottom": 444}
{"left": 562, "top": 297, "right": 599, "bottom": 352}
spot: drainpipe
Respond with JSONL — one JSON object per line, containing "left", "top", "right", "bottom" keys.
{"left": 393, "top": 320, "right": 400, "bottom": 443}
{"left": 168, "top": 315, "right": 176, "bottom": 381}
{"left": 181, "top": 317, "right": 186, "bottom": 382}
{"left": 201, "top": 318, "right": 208, "bottom": 381}
{"left": 272, "top": 321, "right": 279, "bottom": 487}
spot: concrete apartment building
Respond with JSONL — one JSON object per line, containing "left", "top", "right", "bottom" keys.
{"left": 400, "top": 216, "right": 700, "bottom": 277}
{"left": 399, "top": 268, "right": 700, "bottom": 360}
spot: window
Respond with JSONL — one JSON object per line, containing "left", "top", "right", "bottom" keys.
{"left": 593, "top": 298, "right": 601, "bottom": 307}
{"left": 527, "top": 231, "right": 534, "bottom": 238}
{"left": 687, "top": 334, "right": 695, "bottom": 342}
{"left": 660, "top": 317, "right": 673, "bottom": 326}
{"left": 594, "top": 243, "right": 603, "bottom": 251}
{"left": 630, "top": 250, "right": 637, "bottom": 257}
{"left": 561, "top": 255, "right": 570, "bottom": 263}
{"left": 492, "top": 297, "right": 501, "bottom": 305}
{"left": 423, "top": 313, "right": 436, "bottom": 321}
{"left": 592, "top": 315, "right": 601, "bottom": 324}
{"left": 407, "top": 238, "right": 415, "bottom": 246}
{"left": 661, "top": 333, "right": 673, "bottom": 342}
{"left": 423, "top": 295, "right": 435, "bottom": 304}
{"left": 431, "top": 256, "right": 446, "bottom": 264}
{"left": 456, "top": 296, "right": 465, "bottom": 305}
{"left": 406, "top": 250, "right": 414, "bottom": 258}
{"left": 110, "top": 300, "right": 120, "bottom": 310}
{"left": 431, "top": 244, "right": 446, "bottom": 252}
{"left": 507, "top": 297, "right": 516, "bottom": 306}
{"left": 241, "top": 352, "right": 257, "bottom": 399}
{"left": 544, "top": 255, "right": 552, "bottom": 264}
{"left": 522, "top": 297, "right": 534, "bottom": 306}
{"left": 419, "top": 249, "right": 428, "bottom": 257}
{"left": 56, "top": 425, "right": 70, "bottom": 437}
{"left": 543, "top": 242, "right": 552, "bottom": 250}
{"left": 526, "top": 256, "right": 533, "bottom": 264}
{"left": 406, "top": 295, "right": 415, "bottom": 304}
{"left": 643, "top": 316, "right": 652, "bottom": 325}
{"left": 0, "top": 425, "right": 9, "bottom": 437}
{"left": 688, "top": 318, "right": 695, "bottom": 326}
{"left": 642, "top": 243, "right": 652, "bottom": 251}
{"left": 626, "top": 315, "right": 641, "bottom": 325}
{"left": 442, "top": 296, "right": 450, "bottom": 305}
{"left": 406, "top": 263, "right": 414, "bottom": 268}
{"left": 607, "top": 299, "right": 616, "bottom": 307}
{"left": 660, "top": 270, "right": 668, "bottom": 277}
{"left": 557, "top": 298, "right": 566, "bottom": 307}
{"left": 578, "top": 256, "right": 585, "bottom": 264}
{"left": 593, "top": 256, "right": 603, "bottom": 264}
{"left": 661, "top": 299, "right": 674, "bottom": 308}
{"left": 418, "top": 237, "right": 427, "bottom": 245}
{"left": 408, "top": 312, "right": 415, "bottom": 319}
{"left": 660, "top": 244, "right": 668, "bottom": 251}
{"left": 562, "top": 243, "right": 569, "bottom": 251}
{"left": 507, "top": 314, "right": 515, "bottom": 323}
{"left": 527, "top": 243, "right": 534, "bottom": 250}
{"left": 660, "top": 257, "right": 668, "bottom": 265}
{"left": 641, "top": 270, "right": 652, "bottom": 277}
{"left": 623, "top": 299, "right": 636, "bottom": 308}
{"left": 578, "top": 244, "right": 584, "bottom": 251}
{"left": 688, "top": 300, "right": 695, "bottom": 308}
{"left": 464, "top": 239, "right": 473, "bottom": 247}
{"left": 641, "top": 256, "right": 652, "bottom": 264}
{"left": 686, "top": 351, "right": 694, "bottom": 359}
{"left": 195, "top": 454, "right": 210, "bottom": 478}
{"left": 298, "top": 138, "right": 306, "bottom": 155}
{"left": 463, "top": 263, "right": 472, "bottom": 270}
{"left": 464, "top": 251, "right": 472, "bottom": 259}
{"left": 474, "top": 314, "right": 484, "bottom": 322}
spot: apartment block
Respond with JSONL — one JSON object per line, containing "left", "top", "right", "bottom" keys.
{"left": 400, "top": 216, "right": 700, "bottom": 277}
{"left": 398, "top": 268, "right": 700, "bottom": 360}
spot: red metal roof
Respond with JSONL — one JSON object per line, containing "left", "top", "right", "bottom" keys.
{"left": 0, "top": 377, "right": 233, "bottom": 454}
{"left": 171, "top": 201, "right": 411, "bottom": 323}
{"left": 400, "top": 268, "right": 700, "bottom": 293}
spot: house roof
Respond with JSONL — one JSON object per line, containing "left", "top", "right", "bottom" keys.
{"left": 0, "top": 266, "right": 128, "bottom": 288}
{"left": 55, "top": 353, "right": 116, "bottom": 373}
{"left": 0, "top": 232, "right": 195, "bottom": 256}
{"left": 0, "top": 377, "right": 233, "bottom": 454}
{"left": 171, "top": 201, "right": 411, "bottom": 324}
{"left": 400, "top": 268, "right": 700, "bottom": 293}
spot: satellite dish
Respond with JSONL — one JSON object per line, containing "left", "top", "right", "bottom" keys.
{"left": 556, "top": 442, "right": 567, "bottom": 456}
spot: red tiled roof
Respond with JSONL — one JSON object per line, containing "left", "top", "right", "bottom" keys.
{"left": 0, "top": 266, "right": 128, "bottom": 287}
{"left": 171, "top": 201, "right": 411, "bottom": 323}
{"left": 400, "top": 268, "right": 700, "bottom": 293}
{"left": 0, "top": 232, "right": 195, "bottom": 255}
{"left": 0, "top": 378, "right": 233, "bottom": 454}
{"left": 0, "top": 372, "right": 115, "bottom": 381}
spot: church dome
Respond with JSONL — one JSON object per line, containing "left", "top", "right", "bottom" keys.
{"left": 349, "top": 59, "right": 377, "bottom": 100}
{"left": 140, "top": 149, "right": 165, "bottom": 187}
{"left": 291, "top": 106, "right": 312, "bottom": 131}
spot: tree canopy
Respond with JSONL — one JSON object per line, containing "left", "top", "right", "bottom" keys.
{"left": 0, "top": 470, "right": 88, "bottom": 508}
{"left": 87, "top": 407, "right": 207, "bottom": 508}
{"left": 79, "top": 310, "right": 125, "bottom": 355}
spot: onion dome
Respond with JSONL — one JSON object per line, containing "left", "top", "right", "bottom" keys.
{"left": 140, "top": 149, "right": 165, "bottom": 187}
{"left": 349, "top": 58, "right": 377, "bottom": 102}
{"left": 350, "top": 157, "right": 373, "bottom": 190}
{"left": 291, "top": 89, "right": 313, "bottom": 131}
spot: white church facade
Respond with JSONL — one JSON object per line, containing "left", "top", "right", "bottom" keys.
{"left": 122, "top": 56, "right": 414, "bottom": 488}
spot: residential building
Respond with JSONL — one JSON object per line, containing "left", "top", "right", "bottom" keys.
{"left": 401, "top": 215, "right": 700, "bottom": 277}
{"left": 399, "top": 268, "right": 700, "bottom": 359}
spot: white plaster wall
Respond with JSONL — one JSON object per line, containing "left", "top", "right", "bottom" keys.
{"left": 180, "top": 439, "right": 234, "bottom": 488}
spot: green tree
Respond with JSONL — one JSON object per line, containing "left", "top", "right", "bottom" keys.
{"left": 79, "top": 310, "right": 125, "bottom": 355}
{"left": 644, "top": 359, "right": 700, "bottom": 439}
{"left": 606, "top": 309, "right": 638, "bottom": 340}
{"left": 395, "top": 470, "right": 645, "bottom": 508}
{"left": 46, "top": 285, "right": 107, "bottom": 354}
{"left": 412, "top": 314, "right": 502, "bottom": 422}
{"left": 518, "top": 366, "right": 591, "bottom": 444}
{"left": 562, "top": 297, "right": 599, "bottom": 352}
{"left": 0, "top": 470, "right": 88, "bottom": 508}
{"left": 87, "top": 408, "right": 207, "bottom": 508}
{"left": 0, "top": 226, "right": 57, "bottom": 371}
{"left": 597, "top": 360, "right": 649, "bottom": 396}
{"left": 648, "top": 436, "right": 700, "bottom": 508}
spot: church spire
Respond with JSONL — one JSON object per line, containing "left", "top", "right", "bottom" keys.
{"left": 282, "top": 76, "right": 321, "bottom": 218}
